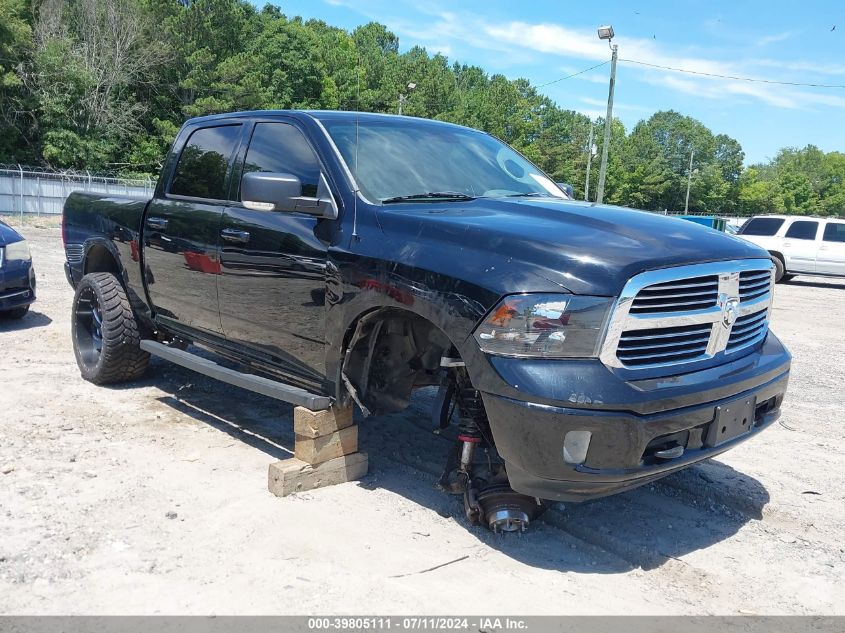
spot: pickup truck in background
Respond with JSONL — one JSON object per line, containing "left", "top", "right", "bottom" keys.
{"left": 63, "top": 111, "right": 791, "bottom": 532}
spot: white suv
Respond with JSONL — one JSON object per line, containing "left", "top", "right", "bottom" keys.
{"left": 738, "top": 215, "right": 845, "bottom": 282}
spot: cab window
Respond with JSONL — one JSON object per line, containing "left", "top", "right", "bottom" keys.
{"left": 784, "top": 220, "right": 819, "bottom": 240}
{"left": 823, "top": 222, "right": 845, "bottom": 243}
{"left": 170, "top": 124, "right": 242, "bottom": 200}
{"left": 740, "top": 218, "right": 784, "bottom": 236}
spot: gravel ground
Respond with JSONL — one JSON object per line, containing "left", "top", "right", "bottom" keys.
{"left": 1, "top": 224, "right": 843, "bottom": 615}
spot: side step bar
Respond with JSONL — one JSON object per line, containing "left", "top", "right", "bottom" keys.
{"left": 140, "top": 340, "right": 332, "bottom": 410}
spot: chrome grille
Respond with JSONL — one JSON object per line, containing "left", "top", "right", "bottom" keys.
{"left": 739, "top": 270, "right": 771, "bottom": 302}
{"left": 617, "top": 323, "right": 712, "bottom": 366}
{"left": 727, "top": 308, "right": 768, "bottom": 352}
{"left": 629, "top": 274, "right": 719, "bottom": 314}
{"left": 600, "top": 259, "right": 774, "bottom": 370}
{"left": 65, "top": 243, "right": 84, "bottom": 264}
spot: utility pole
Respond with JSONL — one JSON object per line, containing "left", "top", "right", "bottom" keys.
{"left": 398, "top": 82, "right": 416, "bottom": 115}
{"left": 684, "top": 148, "right": 695, "bottom": 212}
{"left": 584, "top": 123, "right": 595, "bottom": 201}
{"left": 596, "top": 37, "right": 617, "bottom": 205}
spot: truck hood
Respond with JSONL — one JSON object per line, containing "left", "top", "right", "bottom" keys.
{"left": 376, "top": 198, "right": 768, "bottom": 297}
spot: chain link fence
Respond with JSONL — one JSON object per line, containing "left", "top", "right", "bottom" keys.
{"left": 0, "top": 164, "right": 156, "bottom": 220}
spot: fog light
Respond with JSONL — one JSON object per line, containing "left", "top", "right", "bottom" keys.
{"left": 563, "top": 431, "right": 592, "bottom": 465}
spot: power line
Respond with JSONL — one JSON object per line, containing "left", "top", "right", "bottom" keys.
{"left": 619, "top": 58, "right": 845, "bottom": 89}
{"left": 535, "top": 60, "right": 610, "bottom": 88}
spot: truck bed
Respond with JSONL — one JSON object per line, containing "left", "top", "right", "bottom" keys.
{"left": 62, "top": 191, "right": 152, "bottom": 318}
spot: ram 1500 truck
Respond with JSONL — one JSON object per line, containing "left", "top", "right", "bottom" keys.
{"left": 63, "top": 111, "right": 791, "bottom": 532}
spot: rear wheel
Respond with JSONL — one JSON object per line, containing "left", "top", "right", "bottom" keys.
{"left": 72, "top": 272, "right": 149, "bottom": 384}
{"left": 0, "top": 305, "right": 29, "bottom": 320}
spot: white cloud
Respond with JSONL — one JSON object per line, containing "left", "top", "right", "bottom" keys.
{"left": 485, "top": 20, "right": 750, "bottom": 77}
{"left": 756, "top": 31, "right": 795, "bottom": 47}
{"left": 575, "top": 73, "right": 610, "bottom": 85}
{"left": 479, "top": 18, "right": 844, "bottom": 111}
{"left": 394, "top": 11, "right": 537, "bottom": 63}
{"left": 574, "top": 107, "right": 608, "bottom": 120}
{"left": 484, "top": 21, "right": 611, "bottom": 60}
{"left": 751, "top": 58, "right": 845, "bottom": 76}
{"left": 544, "top": 65, "right": 609, "bottom": 85}
{"left": 580, "top": 96, "right": 651, "bottom": 114}
{"left": 319, "top": 2, "right": 844, "bottom": 113}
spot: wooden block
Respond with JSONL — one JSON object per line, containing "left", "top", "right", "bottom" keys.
{"left": 294, "top": 405, "right": 354, "bottom": 438}
{"left": 268, "top": 452, "right": 369, "bottom": 497}
{"left": 294, "top": 425, "right": 358, "bottom": 464}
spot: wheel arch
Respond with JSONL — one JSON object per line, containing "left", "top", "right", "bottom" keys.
{"left": 83, "top": 240, "right": 124, "bottom": 281}
{"left": 338, "top": 305, "right": 463, "bottom": 416}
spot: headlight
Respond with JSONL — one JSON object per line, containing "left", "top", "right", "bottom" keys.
{"left": 473, "top": 294, "right": 612, "bottom": 358}
{"left": 4, "top": 240, "right": 31, "bottom": 262}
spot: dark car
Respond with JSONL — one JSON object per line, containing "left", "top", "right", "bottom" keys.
{"left": 61, "top": 111, "right": 791, "bottom": 532}
{"left": 0, "top": 219, "right": 36, "bottom": 319}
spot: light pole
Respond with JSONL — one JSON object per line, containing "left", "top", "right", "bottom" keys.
{"left": 584, "top": 122, "right": 596, "bottom": 201}
{"left": 398, "top": 82, "right": 416, "bottom": 115}
{"left": 596, "top": 25, "right": 617, "bottom": 205}
{"left": 684, "top": 148, "right": 695, "bottom": 212}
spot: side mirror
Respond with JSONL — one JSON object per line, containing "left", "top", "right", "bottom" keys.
{"left": 556, "top": 182, "right": 574, "bottom": 198}
{"left": 241, "top": 172, "right": 338, "bottom": 219}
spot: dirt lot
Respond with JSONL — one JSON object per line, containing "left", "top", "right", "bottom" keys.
{"left": 1, "top": 223, "right": 843, "bottom": 615}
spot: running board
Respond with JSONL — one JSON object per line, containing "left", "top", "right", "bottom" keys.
{"left": 140, "top": 340, "right": 332, "bottom": 410}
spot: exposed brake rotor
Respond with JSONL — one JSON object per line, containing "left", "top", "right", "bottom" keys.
{"left": 475, "top": 483, "right": 541, "bottom": 533}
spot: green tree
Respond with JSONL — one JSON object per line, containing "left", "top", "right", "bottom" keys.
{"left": 0, "top": 0, "right": 838, "bottom": 217}
{"left": 0, "top": 0, "right": 33, "bottom": 161}
{"left": 28, "top": 0, "right": 170, "bottom": 169}
{"left": 737, "top": 168, "right": 784, "bottom": 215}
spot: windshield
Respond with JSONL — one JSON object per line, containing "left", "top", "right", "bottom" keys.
{"left": 321, "top": 118, "right": 569, "bottom": 203}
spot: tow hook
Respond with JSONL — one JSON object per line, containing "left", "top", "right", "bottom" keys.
{"left": 654, "top": 445, "right": 685, "bottom": 460}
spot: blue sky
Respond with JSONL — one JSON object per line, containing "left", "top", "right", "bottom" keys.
{"left": 274, "top": 0, "right": 843, "bottom": 164}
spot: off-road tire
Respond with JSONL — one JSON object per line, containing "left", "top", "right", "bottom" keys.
{"left": 72, "top": 272, "right": 149, "bottom": 384}
{"left": 0, "top": 305, "right": 29, "bottom": 320}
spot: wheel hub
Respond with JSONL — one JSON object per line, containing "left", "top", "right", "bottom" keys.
{"left": 475, "top": 483, "right": 541, "bottom": 534}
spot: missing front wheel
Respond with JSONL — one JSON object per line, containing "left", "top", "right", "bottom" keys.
{"left": 434, "top": 367, "right": 546, "bottom": 533}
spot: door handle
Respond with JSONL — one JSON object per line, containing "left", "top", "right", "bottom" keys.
{"left": 221, "top": 228, "right": 251, "bottom": 244}
{"left": 146, "top": 217, "right": 168, "bottom": 230}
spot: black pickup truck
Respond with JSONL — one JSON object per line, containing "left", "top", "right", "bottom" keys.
{"left": 63, "top": 111, "right": 791, "bottom": 532}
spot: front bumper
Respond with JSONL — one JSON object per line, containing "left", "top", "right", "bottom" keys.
{"left": 0, "top": 261, "right": 36, "bottom": 312}
{"left": 477, "top": 333, "right": 791, "bottom": 502}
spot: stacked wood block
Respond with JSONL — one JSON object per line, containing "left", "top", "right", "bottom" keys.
{"left": 268, "top": 405, "right": 368, "bottom": 497}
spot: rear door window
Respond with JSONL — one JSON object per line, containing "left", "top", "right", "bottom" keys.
{"left": 740, "top": 218, "right": 785, "bottom": 236}
{"left": 784, "top": 220, "right": 819, "bottom": 240}
{"left": 823, "top": 222, "right": 845, "bottom": 243}
{"left": 170, "top": 124, "right": 242, "bottom": 200}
